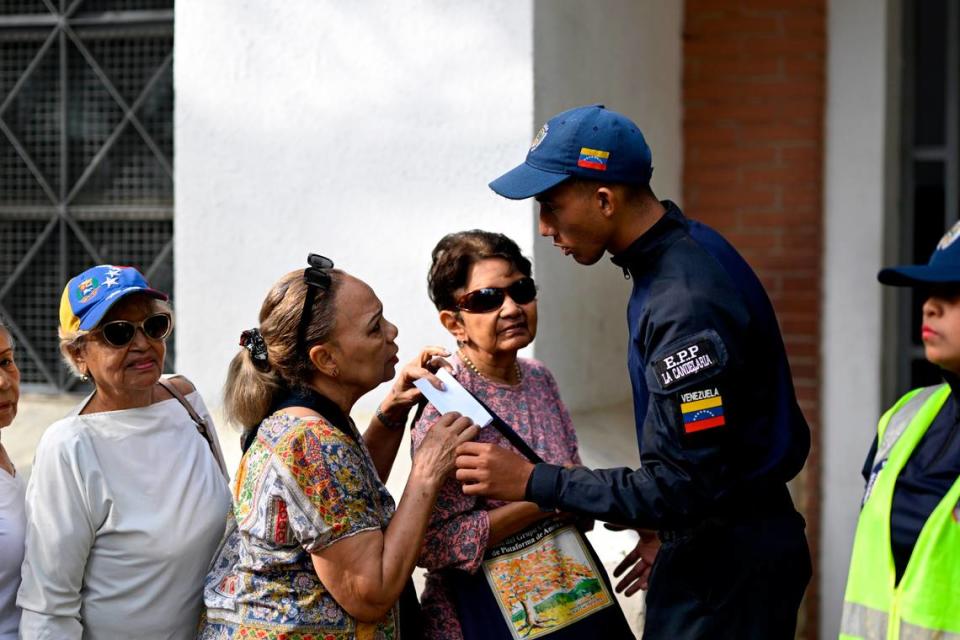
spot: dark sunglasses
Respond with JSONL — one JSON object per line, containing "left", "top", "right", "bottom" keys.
{"left": 456, "top": 277, "right": 537, "bottom": 313}
{"left": 94, "top": 313, "right": 173, "bottom": 348}
{"left": 297, "top": 253, "right": 335, "bottom": 354}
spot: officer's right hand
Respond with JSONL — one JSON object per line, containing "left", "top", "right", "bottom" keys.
{"left": 605, "top": 524, "right": 661, "bottom": 596}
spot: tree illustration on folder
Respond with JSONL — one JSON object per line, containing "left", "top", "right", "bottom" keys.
{"left": 487, "top": 544, "right": 604, "bottom": 638}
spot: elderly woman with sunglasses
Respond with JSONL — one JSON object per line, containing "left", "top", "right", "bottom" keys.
{"left": 198, "top": 255, "right": 478, "bottom": 639}
{"left": 17, "top": 265, "right": 232, "bottom": 640}
{"left": 412, "top": 230, "right": 599, "bottom": 640}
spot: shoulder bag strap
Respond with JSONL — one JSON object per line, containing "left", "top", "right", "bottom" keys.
{"left": 467, "top": 391, "right": 544, "bottom": 465}
{"left": 157, "top": 377, "right": 230, "bottom": 480}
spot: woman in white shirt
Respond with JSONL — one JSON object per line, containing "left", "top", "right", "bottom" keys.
{"left": 0, "top": 318, "right": 23, "bottom": 640}
{"left": 17, "top": 265, "right": 232, "bottom": 640}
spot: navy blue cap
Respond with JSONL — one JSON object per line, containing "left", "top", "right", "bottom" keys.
{"left": 489, "top": 104, "right": 653, "bottom": 200}
{"left": 879, "top": 221, "right": 960, "bottom": 286}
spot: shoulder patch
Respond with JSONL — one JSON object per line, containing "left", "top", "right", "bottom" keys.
{"left": 653, "top": 338, "right": 719, "bottom": 391}
{"left": 678, "top": 386, "right": 725, "bottom": 433}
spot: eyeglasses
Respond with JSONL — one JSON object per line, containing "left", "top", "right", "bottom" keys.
{"left": 93, "top": 313, "right": 173, "bottom": 348}
{"left": 297, "top": 253, "right": 334, "bottom": 354}
{"left": 455, "top": 277, "right": 537, "bottom": 313}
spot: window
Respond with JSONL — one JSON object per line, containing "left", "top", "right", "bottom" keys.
{"left": 0, "top": 0, "right": 173, "bottom": 390}
{"left": 895, "top": 0, "right": 959, "bottom": 393}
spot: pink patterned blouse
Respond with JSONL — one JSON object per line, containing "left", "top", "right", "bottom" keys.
{"left": 410, "top": 355, "right": 581, "bottom": 640}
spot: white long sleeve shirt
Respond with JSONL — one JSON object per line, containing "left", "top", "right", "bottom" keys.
{"left": 0, "top": 466, "right": 25, "bottom": 640}
{"left": 17, "top": 391, "right": 232, "bottom": 640}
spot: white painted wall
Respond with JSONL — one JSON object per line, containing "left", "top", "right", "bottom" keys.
{"left": 176, "top": 0, "right": 681, "bottom": 417}
{"left": 821, "top": 0, "right": 895, "bottom": 635}
{"left": 175, "top": 1, "right": 535, "bottom": 409}
{"left": 531, "top": 0, "right": 683, "bottom": 411}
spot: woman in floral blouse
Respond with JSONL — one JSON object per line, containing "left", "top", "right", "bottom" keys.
{"left": 412, "top": 231, "right": 583, "bottom": 639}
{"left": 199, "top": 256, "right": 478, "bottom": 639}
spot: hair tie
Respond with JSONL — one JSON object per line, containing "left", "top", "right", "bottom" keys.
{"left": 240, "top": 328, "right": 269, "bottom": 364}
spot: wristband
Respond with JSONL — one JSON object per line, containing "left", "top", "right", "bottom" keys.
{"left": 376, "top": 405, "right": 406, "bottom": 431}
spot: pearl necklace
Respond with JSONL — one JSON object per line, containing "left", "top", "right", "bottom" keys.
{"left": 458, "top": 350, "right": 522, "bottom": 385}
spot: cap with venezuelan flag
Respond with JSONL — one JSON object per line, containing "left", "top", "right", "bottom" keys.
{"left": 489, "top": 104, "right": 653, "bottom": 200}
{"left": 59, "top": 265, "right": 168, "bottom": 333}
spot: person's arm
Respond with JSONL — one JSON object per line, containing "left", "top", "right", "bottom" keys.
{"left": 311, "top": 460, "right": 444, "bottom": 621}
{"left": 458, "top": 290, "right": 753, "bottom": 530}
{"left": 18, "top": 425, "right": 98, "bottom": 639}
{"left": 363, "top": 410, "right": 408, "bottom": 483}
{"left": 456, "top": 374, "right": 739, "bottom": 529}
{"left": 309, "top": 412, "right": 477, "bottom": 622}
{"left": 364, "top": 347, "right": 451, "bottom": 482}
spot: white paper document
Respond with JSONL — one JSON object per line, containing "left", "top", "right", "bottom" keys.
{"left": 413, "top": 368, "right": 494, "bottom": 428}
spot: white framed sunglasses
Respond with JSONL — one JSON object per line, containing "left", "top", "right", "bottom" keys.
{"left": 92, "top": 313, "right": 173, "bottom": 347}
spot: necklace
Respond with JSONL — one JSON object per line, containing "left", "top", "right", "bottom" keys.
{"left": 458, "top": 349, "right": 522, "bottom": 385}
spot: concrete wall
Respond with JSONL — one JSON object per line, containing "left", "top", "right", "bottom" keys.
{"left": 175, "top": 1, "right": 535, "bottom": 408}
{"left": 821, "top": 0, "right": 896, "bottom": 635}
{"left": 532, "top": 0, "right": 684, "bottom": 411}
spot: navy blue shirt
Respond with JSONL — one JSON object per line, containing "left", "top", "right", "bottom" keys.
{"left": 527, "top": 202, "right": 810, "bottom": 529}
{"left": 862, "top": 373, "right": 960, "bottom": 582}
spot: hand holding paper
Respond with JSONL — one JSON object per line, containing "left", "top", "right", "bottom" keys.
{"left": 413, "top": 368, "right": 494, "bottom": 428}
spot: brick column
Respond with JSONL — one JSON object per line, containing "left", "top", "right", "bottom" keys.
{"left": 683, "top": 1, "right": 825, "bottom": 637}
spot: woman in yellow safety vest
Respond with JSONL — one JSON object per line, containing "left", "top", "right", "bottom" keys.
{"left": 841, "top": 221, "right": 960, "bottom": 640}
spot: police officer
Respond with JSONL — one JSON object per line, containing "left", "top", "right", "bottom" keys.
{"left": 840, "top": 225, "right": 960, "bottom": 639}
{"left": 454, "top": 104, "right": 812, "bottom": 638}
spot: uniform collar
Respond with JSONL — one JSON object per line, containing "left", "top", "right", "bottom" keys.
{"left": 610, "top": 200, "right": 687, "bottom": 278}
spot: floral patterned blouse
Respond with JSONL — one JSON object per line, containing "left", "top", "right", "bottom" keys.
{"left": 411, "top": 356, "right": 581, "bottom": 640}
{"left": 199, "top": 411, "right": 398, "bottom": 640}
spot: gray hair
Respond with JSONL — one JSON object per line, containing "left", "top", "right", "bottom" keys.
{"left": 59, "top": 297, "right": 173, "bottom": 379}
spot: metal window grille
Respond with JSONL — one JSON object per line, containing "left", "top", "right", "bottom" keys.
{"left": 0, "top": 0, "right": 173, "bottom": 391}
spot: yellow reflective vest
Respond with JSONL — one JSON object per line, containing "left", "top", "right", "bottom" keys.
{"left": 840, "top": 384, "right": 960, "bottom": 640}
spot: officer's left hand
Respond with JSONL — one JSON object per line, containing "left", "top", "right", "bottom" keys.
{"left": 455, "top": 442, "right": 534, "bottom": 502}
{"left": 605, "top": 524, "right": 661, "bottom": 596}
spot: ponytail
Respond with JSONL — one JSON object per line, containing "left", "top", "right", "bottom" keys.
{"left": 222, "top": 269, "right": 342, "bottom": 450}
{"left": 223, "top": 348, "right": 283, "bottom": 440}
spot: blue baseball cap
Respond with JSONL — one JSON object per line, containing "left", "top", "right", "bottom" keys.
{"left": 879, "top": 221, "right": 960, "bottom": 286}
{"left": 59, "top": 265, "right": 168, "bottom": 333}
{"left": 489, "top": 104, "right": 653, "bottom": 200}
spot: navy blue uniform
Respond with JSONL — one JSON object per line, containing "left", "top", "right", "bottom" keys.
{"left": 861, "top": 373, "right": 960, "bottom": 583}
{"left": 526, "top": 203, "right": 811, "bottom": 638}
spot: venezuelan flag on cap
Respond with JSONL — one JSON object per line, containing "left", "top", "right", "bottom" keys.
{"left": 680, "top": 393, "right": 725, "bottom": 433}
{"left": 577, "top": 147, "right": 610, "bottom": 171}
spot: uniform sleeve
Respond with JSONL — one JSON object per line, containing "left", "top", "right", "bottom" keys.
{"left": 412, "top": 405, "right": 491, "bottom": 573}
{"left": 273, "top": 424, "right": 383, "bottom": 553}
{"left": 527, "top": 284, "right": 749, "bottom": 530}
{"left": 17, "top": 426, "right": 99, "bottom": 640}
